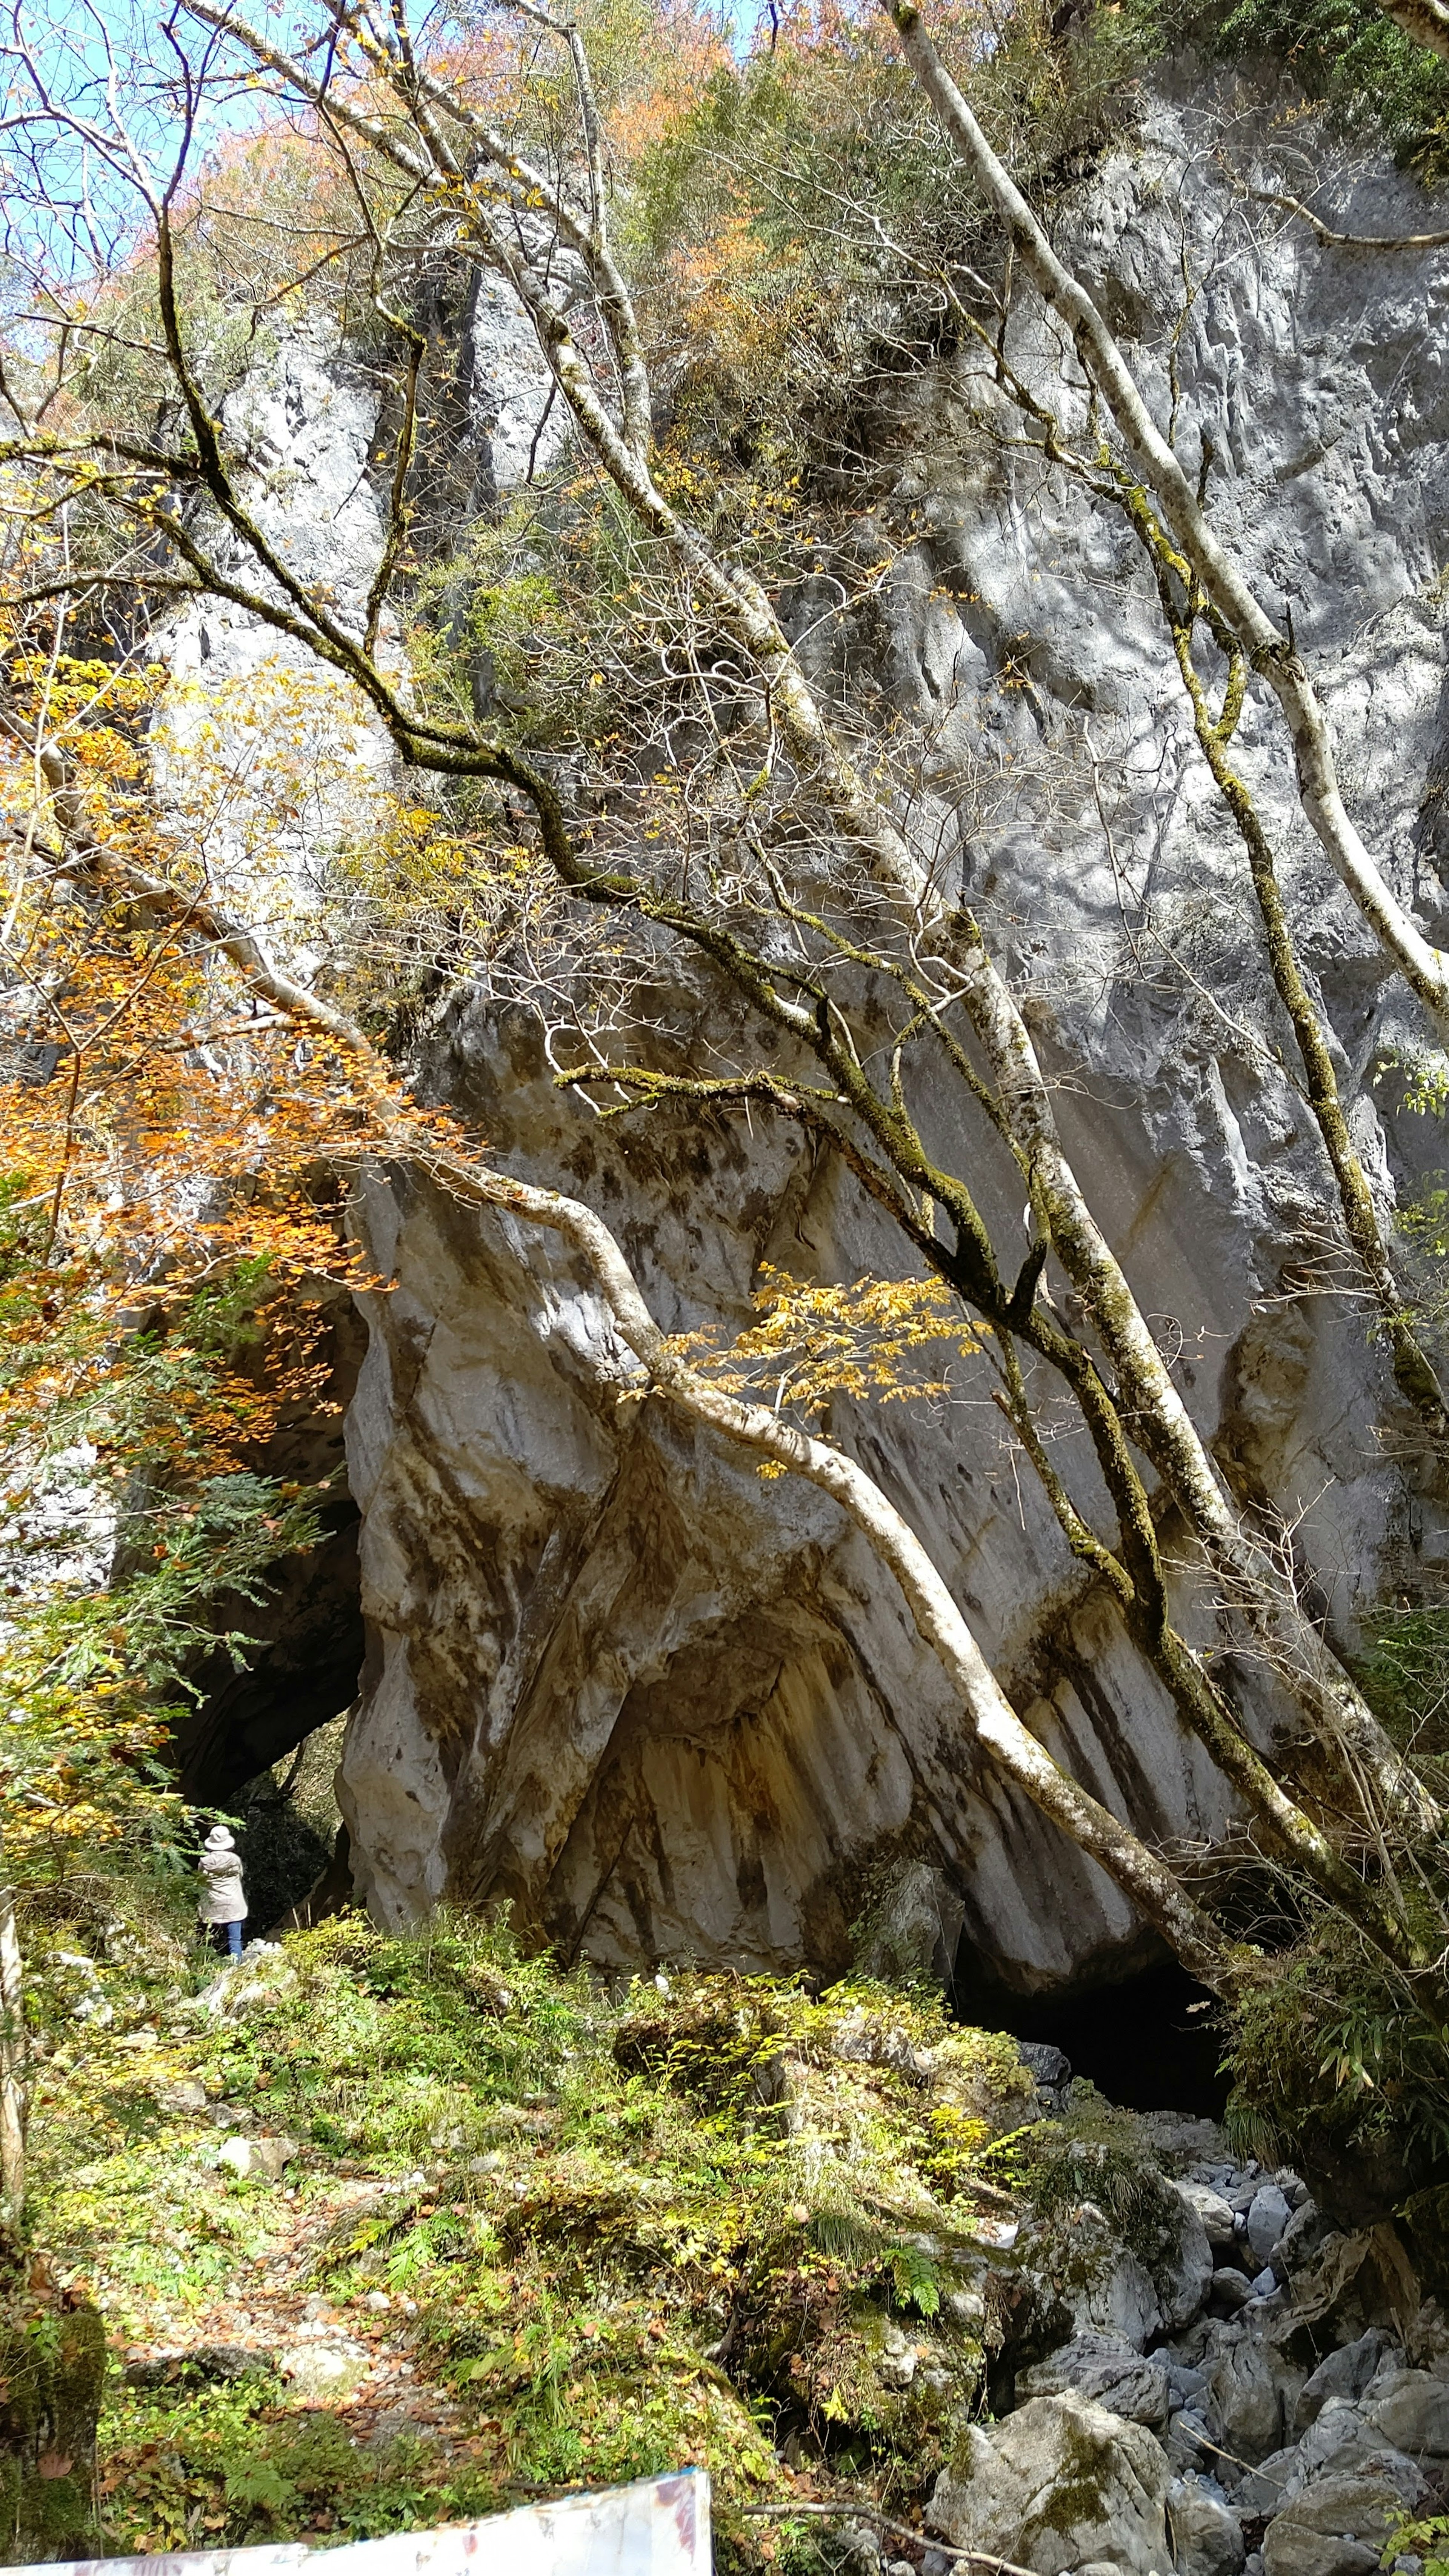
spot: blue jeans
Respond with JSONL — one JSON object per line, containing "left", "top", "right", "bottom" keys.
{"left": 222, "top": 1920, "right": 243, "bottom": 1958}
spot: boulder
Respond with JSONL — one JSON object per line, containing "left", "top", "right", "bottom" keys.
{"left": 1246, "top": 2190, "right": 1293, "bottom": 2270}
{"left": 1017, "top": 2210, "right": 1162, "bottom": 2351}
{"left": 1020, "top": 2044, "right": 1073, "bottom": 2111}
{"left": 1239, "top": 2399, "right": 1395, "bottom": 2510}
{"left": 1260, "top": 2456, "right": 1426, "bottom": 2576}
{"left": 1207, "top": 2327, "right": 1288, "bottom": 2464}
{"left": 1177, "top": 2185, "right": 1238, "bottom": 2255}
{"left": 1159, "top": 2199, "right": 1217, "bottom": 2332}
{"left": 1236, "top": 2445, "right": 1308, "bottom": 2516}
{"left": 1213, "top": 2269, "right": 1255, "bottom": 2313}
{"left": 929, "top": 2391, "right": 1172, "bottom": 2574}
{"left": 1293, "top": 2332, "right": 1400, "bottom": 2434}
{"left": 217, "top": 2133, "right": 301, "bottom": 2181}
{"left": 1018, "top": 2334, "right": 1171, "bottom": 2427}
{"left": 278, "top": 2341, "right": 369, "bottom": 2402}
{"left": 1164, "top": 2408, "right": 1220, "bottom": 2479}
{"left": 1276, "top": 2204, "right": 1329, "bottom": 2275}
{"left": 1168, "top": 2476, "right": 1246, "bottom": 2576}
{"left": 1362, "top": 2367, "right": 1449, "bottom": 2459}
{"left": 1284, "top": 2229, "right": 1420, "bottom": 2348}
{"left": 155, "top": 2078, "right": 209, "bottom": 2115}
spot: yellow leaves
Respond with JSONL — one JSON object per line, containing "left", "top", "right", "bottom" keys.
{"left": 666, "top": 1266, "right": 991, "bottom": 1418}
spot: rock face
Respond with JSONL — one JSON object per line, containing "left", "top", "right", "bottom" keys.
{"left": 330, "top": 90, "right": 1449, "bottom": 1977}
{"left": 174, "top": 86, "right": 1449, "bottom": 1987}
{"left": 930, "top": 2391, "right": 1175, "bottom": 2575}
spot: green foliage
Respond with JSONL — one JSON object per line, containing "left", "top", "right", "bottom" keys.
{"left": 1190, "top": 0, "right": 1449, "bottom": 174}
{"left": 97, "top": 2373, "right": 500, "bottom": 2554}
{"left": 1357, "top": 1603, "right": 1449, "bottom": 1771}
{"left": 1222, "top": 1914, "right": 1449, "bottom": 2181}
{"left": 1021, "top": 2084, "right": 1187, "bottom": 2271}
{"left": 0, "top": 1174, "right": 331, "bottom": 1893}
{"left": 881, "top": 2242, "right": 940, "bottom": 2316}
{"left": 29, "top": 1914, "right": 1039, "bottom": 2552}
{"left": 1384, "top": 2508, "right": 1449, "bottom": 2576}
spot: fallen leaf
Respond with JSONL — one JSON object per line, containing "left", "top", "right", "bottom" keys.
{"left": 37, "top": 2453, "right": 73, "bottom": 2480}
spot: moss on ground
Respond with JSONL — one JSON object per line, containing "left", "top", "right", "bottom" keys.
{"left": 25, "top": 1908, "right": 1042, "bottom": 2566}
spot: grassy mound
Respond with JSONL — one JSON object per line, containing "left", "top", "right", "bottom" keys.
{"left": 28, "top": 1910, "right": 1041, "bottom": 2567}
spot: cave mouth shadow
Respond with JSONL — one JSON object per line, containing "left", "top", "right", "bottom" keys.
{"left": 951, "top": 1951, "right": 1230, "bottom": 2118}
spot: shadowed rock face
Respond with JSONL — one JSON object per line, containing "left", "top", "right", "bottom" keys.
{"left": 174, "top": 85, "right": 1449, "bottom": 1988}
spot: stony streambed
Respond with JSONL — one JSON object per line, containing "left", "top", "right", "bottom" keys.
{"left": 904, "top": 2055, "right": 1445, "bottom": 2576}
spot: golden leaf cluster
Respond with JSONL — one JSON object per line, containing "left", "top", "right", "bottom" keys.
{"left": 666, "top": 1265, "right": 989, "bottom": 1416}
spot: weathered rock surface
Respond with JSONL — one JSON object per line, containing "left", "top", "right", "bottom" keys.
{"left": 1168, "top": 2474, "right": 1246, "bottom": 2576}
{"left": 1361, "top": 2363, "right": 1449, "bottom": 2456}
{"left": 929, "top": 2390, "right": 1173, "bottom": 2574}
{"left": 1259, "top": 2456, "right": 1426, "bottom": 2576}
{"left": 1019, "top": 2334, "right": 1172, "bottom": 2427}
{"left": 330, "top": 92, "right": 1449, "bottom": 1976}
{"left": 166, "top": 80, "right": 1449, "bottom": 1989}
{"left": 1293, "top": 2332, "right": 1401, "bottom": 2433}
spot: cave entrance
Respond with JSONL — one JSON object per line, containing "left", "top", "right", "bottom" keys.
{"left": 168, "top": 1291, "right": 368, "bottom": 1933}
{"left": 951, "top": 1953, "right": 1229, "bottom": 2117}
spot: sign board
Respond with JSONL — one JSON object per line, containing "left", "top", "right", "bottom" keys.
{"left": 5, "top": 2468, "right": 712, "bottom": 2576}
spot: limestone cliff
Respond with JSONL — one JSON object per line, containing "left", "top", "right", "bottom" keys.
{"left": 179, "top": 84, "right": 1449, "bottom": 1995}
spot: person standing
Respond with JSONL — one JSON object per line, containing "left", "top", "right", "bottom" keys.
{"left": 197, "top": 1824, "right": 248, "bottom": 1959}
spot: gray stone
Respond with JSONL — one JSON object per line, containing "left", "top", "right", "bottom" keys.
{"left": 1018, "top": 2333, "right": 1171, "bottom": 2427}
{"left": 169, "top": 88, "right": 1449, "bottom": 1994}
{"left": 279, "top": 2341, "right": 370, "bottom": 2402}
{"left": 1158, "top": 2198, "right": 1217, "bottom": 2331}
{"left": 1362, "top": 2368, "right": 1449, "bottom": 2459}
{"left": 1237, "top": 2446, "right": 1310, "bottom": 2517}
{"left": 1294, "top": 2333, "right": 1401, "bottom": 2433}
{"left": 929, "top": 2392, "right": 1172, "bottom": 2574}
{"left": 1207, "top": 2328, "right": 1287, "bottom": 2464}
{"left": 1018, "top": 2208, "right": 1164, "bottom": 2351}
{"left": 1277, "top": 2204, "right": 1331, "bottom": 2276}
{"left": 1246, "top": 2189, "right": 1293, "bottom": 2269}
{"left": 155, "top": 2078, "right": 209, "bottom": 2115}
{"left": 1261, "top": 2457, "right": 1427, "bottom": 2576}
{"left": 1239, "top": 2399, "right": 1398, "bottom": 2510}
{"left": 1213, "top": 2269, "right": 1255, "bottom": 2313}
{"left": 1165, "top": 2410, "right": 1221, "bottom": 2480}
{"left": 1169, "top": 2365, "right": 1210, "bottom": 2408}
{"left": 1019, "top": 2042, "right": 1072, "bottom": 2093}
{"left": 1177, "top": 2184, "right": 1238, "bottom": 2254}
{"left": 1168, "top": 2475, "right": 1246, "bottom": 2576}
{"left": 217, "top": 2133, "right": 301, "bottom": 2181}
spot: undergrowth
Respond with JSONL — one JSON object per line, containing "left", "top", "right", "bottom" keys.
{"left": 27, "top": 1906, "right": 1041, "bottom": 2565}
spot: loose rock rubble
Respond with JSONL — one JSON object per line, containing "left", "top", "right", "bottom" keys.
{"left": 914, "top": 2072, "right": 1447, "bottom": 2576}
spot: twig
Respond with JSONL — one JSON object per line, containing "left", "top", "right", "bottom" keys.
{"left": 1251, "top": 186, "right": 1449, "bottom": 251}
{"left": 736, "top": 2501, "right": 1036, "bottom": 2576}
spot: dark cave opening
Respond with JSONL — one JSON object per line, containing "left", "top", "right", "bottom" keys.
{"left": 169, "top": 1288, "right": 368, "bottom": 1805}
{"left": 952, "top": 1952, "right": 1230, "bottom": 2118}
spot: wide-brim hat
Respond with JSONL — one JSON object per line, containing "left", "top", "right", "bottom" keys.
{"left": 204, "top": 1826, "right": 236, "bottom": 1850}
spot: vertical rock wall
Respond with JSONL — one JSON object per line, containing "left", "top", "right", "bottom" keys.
{"left": 166, "top": 92, "right": 1449, "bottom": 1992}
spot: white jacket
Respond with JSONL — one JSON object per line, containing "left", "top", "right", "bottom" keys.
{"left": 198, "top": 1838, "right": 247, "bottom": 1924}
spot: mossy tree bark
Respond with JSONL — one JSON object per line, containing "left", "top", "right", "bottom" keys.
{"left": 0, "top": 2249, "right": 105, "bottom": 2567}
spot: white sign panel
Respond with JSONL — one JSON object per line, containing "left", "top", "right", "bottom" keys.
{"left": 6, "top": 2468, "right": 712, "bottom": 2576}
